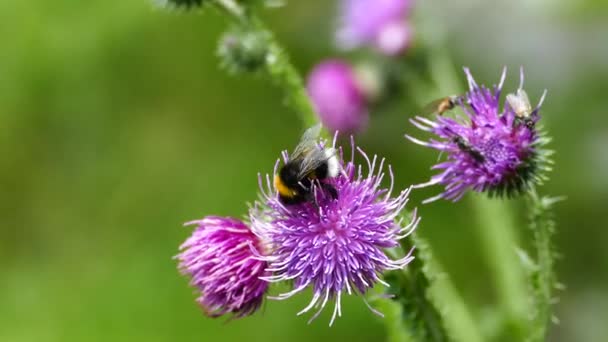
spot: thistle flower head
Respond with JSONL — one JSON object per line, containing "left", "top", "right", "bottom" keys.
{"left": 336, "top": 0, "right": 413, "bottom": 55}
{"left": 406, "top": 67, "right": 553, "bottom": 203}
{"left": 251, "top": 136, "right": 418, "bottom": 326}
{"left": 176, "top": 216, "right": 269, "bottom": 318}
{"left": 307, "top": 60, "right": 369, "bottom": 134}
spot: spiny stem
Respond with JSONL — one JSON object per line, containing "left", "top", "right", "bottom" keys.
{"left": 525, "top": 190, "right": 563, "bottom": 341}
{"left": 386, "top": 236, "right": 449, "bottom": 342}
{"left": 414, "top": 235, "right": 483, "bottom": 342}
{"left": 213, "top": 0, "right": 318, "bottom": 127}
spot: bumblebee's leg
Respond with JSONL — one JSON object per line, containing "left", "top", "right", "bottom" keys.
{"left": 302, "top": 187, "right": 320, "bottom": 208}
{"left": 321, "top": 182, "right": 338, "bottom": 200}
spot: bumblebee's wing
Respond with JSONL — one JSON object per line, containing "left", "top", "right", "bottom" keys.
{"left": 297, "top": 147, "right": 341, "bottom": 180}
{"left": 292, "top": 125, "right": 335, "bottom": 179}
{"left": 290, "top": 124, "right": 322, "bottom": 161}
{"left": 297, "top": 148, "right": 327, "bottom": 179}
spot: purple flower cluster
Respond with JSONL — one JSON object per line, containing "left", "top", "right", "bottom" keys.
{"left": 251, "top": 137, "right": 418, "bottom": 325}
{"left": 176, "top": 216, "right": 269, "bottom": 318}
{"left": 336, "top": 0, "right": 413, "bottom": 55}
{"left": 406, "top": 68, "right": 552, "bottom": 202}
{"left": 176, "top": 137, "right": 417, "bottom": 325}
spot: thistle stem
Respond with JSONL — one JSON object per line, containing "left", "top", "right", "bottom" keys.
{"left": 526, "top": 190, "right": 562, "bottom": 341}
{"left": 408, "top": 235, "right": 483, "bottom": 342}
{"left": 382, "top": 231, "right": 483, "bottom": 342}
{"left": 386, "top": 236, "right": 449, "bottom": 342}
{"left": 213, "top": 0, "right": 318, "bottom": 127}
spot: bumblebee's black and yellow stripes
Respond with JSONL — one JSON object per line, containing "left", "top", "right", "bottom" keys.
{"left": 275, "top": 159, "right": 336, "bottom": 205}
{"left": 274, "top": 125, "right": 340, "bottom": 205}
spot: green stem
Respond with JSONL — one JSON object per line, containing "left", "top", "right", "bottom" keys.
{"left": 213, "top": 0, "right": 318, "bottom": 127}
{"left": 398, "top": 236, "right": 449, "bottom": 342}
{"left": 383, "top": 233, "right": 483, "bottom": 342}
{"left": 526, "top": 190, "right": 562, "bottom": 341}
{"left": 413, "top": 235, "right": 483, "bottom": 342}
{"left": 470, "top": 195, "right": 529, "bottom": 338}
{"left": 413, "top": 236, "right": 483, "bottom": 342}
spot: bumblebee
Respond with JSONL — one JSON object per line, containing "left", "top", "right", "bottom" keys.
{"left": 420, "top": 95, "right": 464, "bottom": 116}
{"left": 274, "top": 125, "right": 340, "bottom": 205}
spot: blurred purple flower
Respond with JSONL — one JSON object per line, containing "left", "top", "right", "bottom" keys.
{"left": 176, "top": 216, "right": 269, "bottom": 318}
{"left": 251, "top": 137, "right": 418, "bottom": 326}
{"left": 336, "top": 0, "right": 413, "bottom": 55}
{"left": 307, "top": 60, "right": 369, "bottom": 134}
{"left": 406, "top": 67, "right": 552, "bottom": 203}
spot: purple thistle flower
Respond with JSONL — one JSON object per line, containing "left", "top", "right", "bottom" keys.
{"left": 307, "top": 60, "right": 369, "bottom": 134}
{"left": 406, "top": 67, "right": 553, "bottom": 203}
{"left": 336, "top": 0, "right": 413, "bottom": 55}
{"left": 250, "top": 137, "right": 419, "bottom": 326}
{"left": 176, "top": 216, "right": 269, "bottom": 318}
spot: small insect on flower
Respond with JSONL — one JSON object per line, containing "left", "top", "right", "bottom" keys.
{"left": 506, "top": 89, "right": 532, "bottom": 118}
{"left": 419, "top": 95, "right": 465, "bottom": 117}
{"left": 252, "top": 135, "right": 419, "bottom": 326}
{"left": 274, "top": 124, "right": 341, "bottom": 205}
{"left": 506, "top": 70, "right": 547, "bottom": 129}
{"left": 406, "top": 67, "right": 553, "bottom": 201}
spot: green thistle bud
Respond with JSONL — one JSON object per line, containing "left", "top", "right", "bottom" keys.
{"left": 218, "top": 28, "right": 269, "bottom": 74}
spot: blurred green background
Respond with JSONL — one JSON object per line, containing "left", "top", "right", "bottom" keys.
{"left": 1, "top": 1, "right": 607, "bottom": 341}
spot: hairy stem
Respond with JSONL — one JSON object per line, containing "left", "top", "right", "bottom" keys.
{"left": 526, "top": 190, "right": 562, "bottom": 341}
{"left": 213, "top": 0, "right": 318, "bottom": 127}
{"left": 386, "top": 236, "right": 449, "bottom": 342}
{"left": 383, "top": 233, "right": 483, "bottom": 342}
{"left": 414, "top": 235, "right": 484, "bottom": 342}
